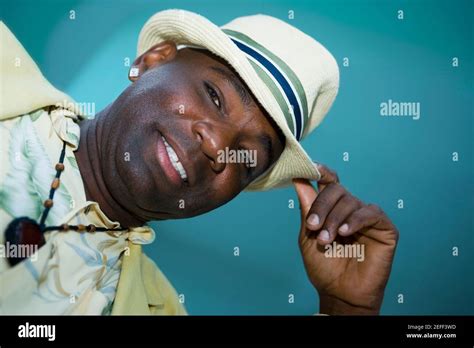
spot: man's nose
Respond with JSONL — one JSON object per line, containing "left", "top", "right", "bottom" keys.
{"left": 192, "top": 121, "right": 234, "bottom": 173}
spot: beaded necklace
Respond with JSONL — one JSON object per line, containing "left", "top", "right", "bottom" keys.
{"left": 4, "top": 141, "right": 128, "bottom": 266}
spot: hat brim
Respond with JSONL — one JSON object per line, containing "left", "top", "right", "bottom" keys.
{"left": 138, "top": 9, "right": 320, "bottom": 191}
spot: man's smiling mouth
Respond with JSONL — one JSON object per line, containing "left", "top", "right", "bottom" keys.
{"left": 161, "top": 135, "right": 188, "bottom": 182}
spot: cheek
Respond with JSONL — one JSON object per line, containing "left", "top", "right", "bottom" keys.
{"left": 140, "top": 68, "right": 199, "bottom": 108}
{"left": 127, "top": 66, "right": 209, "bottom": 127}
{"left": 160, "top": 86, "right": 204, "bottom": 120}
{"left": 109, "top": 130, "right": 155, "bottom": 194}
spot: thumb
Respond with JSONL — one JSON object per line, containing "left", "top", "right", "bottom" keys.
{"left": 293, "top": 178, "right": 317, "bottom": 219}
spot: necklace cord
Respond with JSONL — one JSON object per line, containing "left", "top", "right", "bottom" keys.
{"left": 39, "top": 141, "right": 66, "bottom": 231}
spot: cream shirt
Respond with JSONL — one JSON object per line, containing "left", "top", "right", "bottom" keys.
{"left": 0, "top": 106, "right": 156, "bottom": 314}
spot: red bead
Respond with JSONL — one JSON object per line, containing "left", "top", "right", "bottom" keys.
{"left": 43, "top": 199, "right": 53, "bottom": 208}
{"left": 4, "top": 217, "right": 45, "bottom": 266}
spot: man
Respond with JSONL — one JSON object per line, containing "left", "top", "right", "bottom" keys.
{"left": 0, "top": 9, "right": 398, "bottom": 315}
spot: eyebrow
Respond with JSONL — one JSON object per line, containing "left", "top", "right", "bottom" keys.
{"left": 209, "top": 66, "right": 253, "bottom": 108}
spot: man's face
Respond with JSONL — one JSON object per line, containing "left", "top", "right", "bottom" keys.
{"left": 100, "top": 45, "right": 285, "bottom": 220}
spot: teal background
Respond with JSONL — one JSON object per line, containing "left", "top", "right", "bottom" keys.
{"left": 1, "top": 0, "right": 472, "bottom": 314}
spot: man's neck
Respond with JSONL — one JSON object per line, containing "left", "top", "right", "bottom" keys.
{"left": 74, "top": 110, "right": 146, "bottom": 228}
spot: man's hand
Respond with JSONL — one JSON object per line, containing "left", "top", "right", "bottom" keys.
{"left": 293, "top": 163, "right": 399, "bottom": 315}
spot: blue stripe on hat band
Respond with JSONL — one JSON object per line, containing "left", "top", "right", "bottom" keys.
{"left": 229, "top": 38, "right": 303, "bottom": 140}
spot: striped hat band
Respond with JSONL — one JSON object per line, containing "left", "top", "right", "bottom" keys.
{"left": 223, "top": 29, "right": 309, "bottom": 141}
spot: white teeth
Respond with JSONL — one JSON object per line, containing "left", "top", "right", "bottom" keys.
{"left": 161, "top": 136, "right": 188, "bottom": 181}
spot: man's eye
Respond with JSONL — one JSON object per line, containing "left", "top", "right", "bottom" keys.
{"left": 206, "top": 83, "right": 221, "bottom": 109}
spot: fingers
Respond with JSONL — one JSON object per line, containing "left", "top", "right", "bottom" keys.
{"left": 315, "top": 162, "right": 339, "bottom": 191}
{"left": 293, "top": 179, "right": 317, "bottom": 218}
{"left": 293, "top": 179, "right": 319, "bottom": 244}
{"left": 338, "top": 204, "right": 390, "bottom": 237}
{"left": 295, "top": 163, "right": 395, "bottom": 247}
{"left": 305, "top": 183, "right": 346, "bottom": 231}
{"left": 315, "top": 195, "right": 363, "bottom": 244}
{"left": 305, "top": 183, "right": 363, "bottom": 245}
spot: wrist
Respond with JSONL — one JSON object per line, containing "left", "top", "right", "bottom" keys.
{"left": 319, "top": 294, "right": 380, "bottom": 315}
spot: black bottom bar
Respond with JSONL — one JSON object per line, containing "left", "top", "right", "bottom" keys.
{"left": 0, "top": 315, "right": 472, "bottom": 345}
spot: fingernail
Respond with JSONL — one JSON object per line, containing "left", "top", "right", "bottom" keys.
{"left": 306, "top": 214, "right": 320, "bottom": 227}
{"left": 338, "top": 224, "right": 349, "bottom": 234}
{"left": 319, "top": 229, "right": 330, "bottom": 241}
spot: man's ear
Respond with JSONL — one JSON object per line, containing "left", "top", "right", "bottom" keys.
{"left": 128, "top": 41, "right": 177, "bottom": 82}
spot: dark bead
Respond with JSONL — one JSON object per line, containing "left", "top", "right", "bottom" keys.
{"left": 4, "top": 217, "right": 45, "bottom": 266}
{"left": 86, "top": 224, "right": 96, "bottom": 232}
{"left": 61, "top": 223, "right": 69, "bottom": 231}
{"left": 55, "top": 163, "right": 65, "bottom": 171}
{"left": 43, "top": 199, "right": 53, "bottom": 208}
